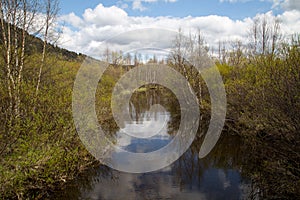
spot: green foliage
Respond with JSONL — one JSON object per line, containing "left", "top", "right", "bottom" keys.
{"left": 223, "top": 43, "right": 300, "bottom": 135}
{"left": 0, "top": 53, "right": 96, "bottom": 199}
{"left": 216, "top": 37, "right": 300, "bottom": 198}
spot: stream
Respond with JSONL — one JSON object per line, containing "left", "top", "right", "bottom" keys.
{"left": 54, "top": 88, "right": 258, "bottom": 200}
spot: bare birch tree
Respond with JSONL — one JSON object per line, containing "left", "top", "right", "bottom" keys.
{"left": 0, "top": 0, "right": 59, "bottom": 118}
{"left": 248, "top": 14, "right": 281, "bottom": 57}
{"left": 35, "top": 0, "right": 59, "bottom": 100}
{"left": 0, "top": 0, "right": 38, "bottom": 120}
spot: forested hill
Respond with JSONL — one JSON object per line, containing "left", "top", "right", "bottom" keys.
{"left": 0, "top": 20, "right": 85, "bottom": 61}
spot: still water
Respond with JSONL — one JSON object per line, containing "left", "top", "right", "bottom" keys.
{"left": 55, "top": 88, "right": 256, "bottom": 200}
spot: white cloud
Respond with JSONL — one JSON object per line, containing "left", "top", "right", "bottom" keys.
{"left": 82, "top": 4, "right": 128, "bottom": 26}
{"left": 58, "top": 3, "right": 300, "bottom": 59}
{"left": 220, "top": 0, "right": 300, "bottom": 11}
{"left": 278, "top": 10, "right": 300, "bottom": 34}
{"left": 117, "top": 0, "right": 129, "bottom": 9}
{"left": 60, "top": 12, "right": 84, "bottom": 28}
{"left": 280, "top": 0, "right": 300, "bottom": 11}
{"left": 132, "top": 0, "right": 177, "bottom": 11}
{"left": 132, "top": 0, "right": 147, "bottom": 11}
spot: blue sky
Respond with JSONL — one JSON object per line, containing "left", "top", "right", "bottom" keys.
{"left": 60, "top": 0, "right": 280, "bottom": 20}
{"left": 57, "top": 0, "right": 300, "bottom": 58}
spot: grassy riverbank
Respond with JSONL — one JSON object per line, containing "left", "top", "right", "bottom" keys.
{"left": 0, "top": 52, "right": 100, "bottom": 199}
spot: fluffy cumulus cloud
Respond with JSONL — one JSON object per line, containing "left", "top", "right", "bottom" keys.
{"left": 278, "top": 10, "right": 300, "bottom": 34}
{"left": 58, "top": 3, "right": 300, "bottom": 59}
{"left": 82, "top": 4, "right": 128, "bottom": 26}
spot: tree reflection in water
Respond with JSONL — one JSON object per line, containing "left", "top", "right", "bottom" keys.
{"left": 54, "top": 87, "right": 259, "bottom": 200}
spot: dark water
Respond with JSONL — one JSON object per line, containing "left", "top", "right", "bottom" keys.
{"left": 55, "top": 89, "right": 257, "bottom": 200}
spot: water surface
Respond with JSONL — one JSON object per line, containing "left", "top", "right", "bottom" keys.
{"left": 55, "top": 89, "right": 256, "bottom": 200}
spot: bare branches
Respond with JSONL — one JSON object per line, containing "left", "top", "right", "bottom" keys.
{"left": 0, "top": 0, "right": 59, "bottom": 118}
{"left": 248, "top": 14, "right": 282, "bottom": 57}
{"left": 35, "top": 0, "right": 59, "bottom": 100}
